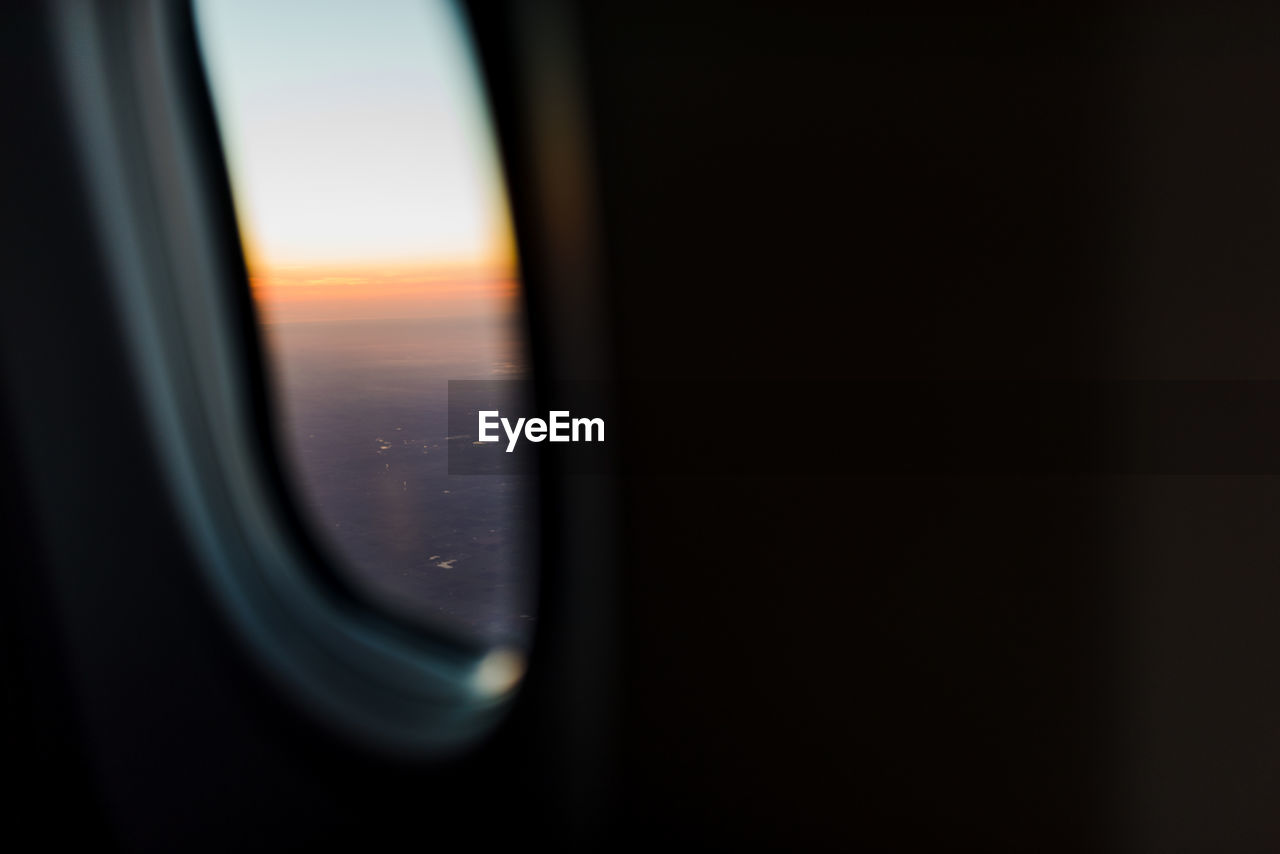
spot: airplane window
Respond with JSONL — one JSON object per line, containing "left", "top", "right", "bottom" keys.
{"left": 192, "top": 0, "right": 535, "bottom": 646}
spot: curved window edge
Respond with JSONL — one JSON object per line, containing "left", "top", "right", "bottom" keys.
{"left": 48, "top": 0, "right": 524, "bottom": 757}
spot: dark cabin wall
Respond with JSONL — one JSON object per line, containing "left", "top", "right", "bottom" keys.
{"left": 577, "top": 4, "right": 1280, "bottom": 851}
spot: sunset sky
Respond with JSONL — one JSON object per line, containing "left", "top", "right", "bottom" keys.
{"left": 194, "top": 0, "right": 518, "bottom": 323}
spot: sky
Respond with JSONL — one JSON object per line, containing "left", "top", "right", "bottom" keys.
{"left": 193, "top": 0, "right": 518, "bottom": 323}
{"left": 191, "top": 1, "right": 532, "bottom": 643}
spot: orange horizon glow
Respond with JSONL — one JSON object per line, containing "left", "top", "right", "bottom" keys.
{"left": 195, "top": 0, "right": 520, "bottom": 324}
{"left": 249, "top": 261, "right": 520, "bottom": 325}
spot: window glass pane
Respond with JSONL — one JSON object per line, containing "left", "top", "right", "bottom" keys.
{"left": 193, "top": 0, "right": 535, "bottom": 646}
